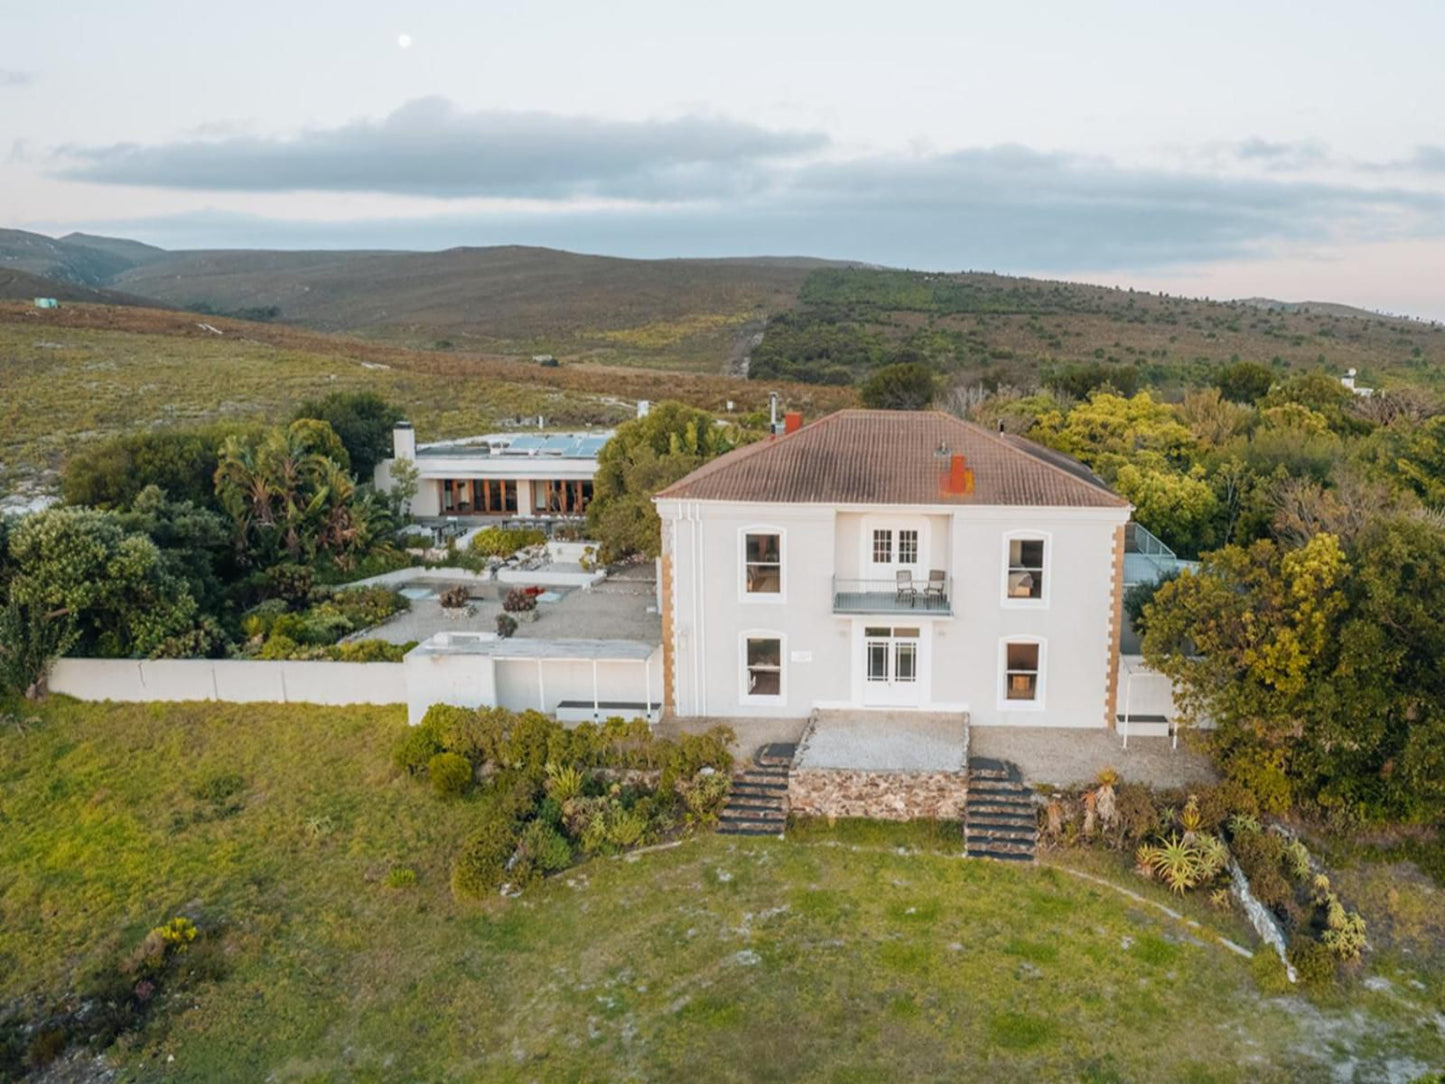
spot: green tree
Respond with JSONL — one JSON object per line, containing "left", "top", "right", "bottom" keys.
{"left": 213, "top": 420, "right": 365, "bottom": 566}
{"left": 1045, "top": 362, "right": 1139, "bottom": 400}
{"left": 1031, "top": 391, "right": 1196, "bottom": 480}
{"left": 292, "top": 391, "right": 402, "bottom": 479}
{"left": 1113, "top": 464, "right": 1218, "bottom": 556}
{"left": 61, "top": 428, "right": 235, "bottom": 510}
{"left": 1215, "top": 360, "right": 1274, "bottom": 404}
{"left": 587, "top": 402, "right": 740, "bottom": 561}
{"left": 859, "top": 363, "right": 937, "bottom": 410}
{"left": 5, "top": 507, "right": 209, "bottom": 658}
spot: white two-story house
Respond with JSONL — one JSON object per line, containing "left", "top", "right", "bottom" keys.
{"left": 654, "top": 410, "right": 1134, "bottom": 728}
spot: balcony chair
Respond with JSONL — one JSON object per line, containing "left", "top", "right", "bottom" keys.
{"left": 924, "top": 569, "right": 947, "bottom": 607}
{"left": 895, "top": 569, "right": 918, "bottom": 608}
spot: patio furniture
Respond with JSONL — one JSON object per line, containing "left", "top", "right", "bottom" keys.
{"left": 895, "top": 569, "right": 918, "bottom": 608}
{"left": 924, "top": 569, "right": 946, "bottom": 607}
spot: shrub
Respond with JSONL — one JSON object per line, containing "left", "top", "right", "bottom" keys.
{"left": 429, "top": 752, "right": 474, "bottom": 798}
{"left": 1112, "top": 784, "right": 1162, "bottom": 844}
{"left": 1321, "top": 895, "right": 1367, "bottom": 961}
{"left": 517, "top": 819, "right": 573, "bottom": 875}
{"left": 495, "top": 613, "right": 518, "bottom": 638}
{"left": 240, "top": 598, "right": 290, "bottom": 639}
{"left": 1194, "top": 780, "right": 1259, "bottom": 834}
{"left": 392, "top": 715, "right": 446, "bottom": 774}
{"left": 470, "top": 527, "right": 547, "bottom": 558}
{"left": 677, "top": 769, "right": 731, "bottom": 826}
{"left": 384, "top": 866, "right": 417, "bottom": 890}
{"left": 544, "top": 762, "right": 586, "bottom": 803}
{"left": 438, "top": 584, "right": 471, "bottom": 609}
{"left": 329, "top": 639, "right": 411, "bottom": 662}
{"left": 1287, "top": 939, "right": 1338, "bottom": 991}
{"left": 450, "top": 810, "right": 520, "bottom": 899}
{"left": 503, "top": 587, "right": 538, "bottom": 613}
{"left": 1250, "top": 949, "right": 1292, "bottom": 995}
{"left": 1231, "top": 828, "right": 1291, "bottom": 910}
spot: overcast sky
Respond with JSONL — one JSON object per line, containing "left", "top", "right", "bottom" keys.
{"left": 5, "top": 0, "right": 1444, "bottom": 317}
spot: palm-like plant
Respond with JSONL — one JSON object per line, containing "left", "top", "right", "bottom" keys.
{"left": 1138, "top": 834, "right": 1205, "bottom": 893}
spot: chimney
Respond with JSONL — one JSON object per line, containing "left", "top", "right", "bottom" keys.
{"left": 944, "top": 453, "right": 974, "bottom": 496}
{"left": 784, "top": 411, "right": 803, "bottom": 435}
{"left": 392, "top": 420, "right": 416, "bottom": 460}
{"left": 769, "top": 391, "right": 780, "bottom": 433}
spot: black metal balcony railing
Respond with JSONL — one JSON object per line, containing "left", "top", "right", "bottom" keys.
{"left": 833, "top": 575, "right": 952, "bottom": 615}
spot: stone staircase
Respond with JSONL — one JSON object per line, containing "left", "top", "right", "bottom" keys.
{"left": 717, "top": 743, "right": 795, "bottom": 836}
{"left": 964, "top": 757, "right": 1038, "bottom": 862}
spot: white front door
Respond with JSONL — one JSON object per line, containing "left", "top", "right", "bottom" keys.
{"left": 862, "top": 625, "right": 922, "bottom": 706}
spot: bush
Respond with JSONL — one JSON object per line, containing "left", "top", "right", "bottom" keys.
{"left": 384, "top": 866, "right": 417, "bottom": 890}
{"left": 469, "top": 527, "right": 546, "bottom": 558}
{"left": 240, "top": 598, "right": 290, "bottom": 639}
{"left": 450, "top": 810, "right": 520, "bottom": 900}
{"left": 329, "top": 639, "right": 411, "bottom": 662}
{"left": 1250, "top": 949, "right": 1292, "bottom": 995}
{"left": 515, "top": 818, "right": 573, "bottom": 879}
{"left": 677, "top": 769, "right": 731, "bottom": 826}
{"left": 392, "top": 714, "right": 447, "bottom": 774}
{"left": 1231, "top": 827, "right": 1291, "bottom": 910}
{"left": 438, "top": 585, "right": 471, "bottom": 609}
{"left": 495, "top": 613, "right": 518, "bottom": 638}
{"left": 1287, "top": 939, "right": 1338, "bottom": 991}
{"left": 503, "top": 587, "right": 538, "bottom": 613}
{"left": 429, "top": 752, "right": 474, "bottom": 798}
{"left": 859, "top": 362, "right": 937, "bottom": 410}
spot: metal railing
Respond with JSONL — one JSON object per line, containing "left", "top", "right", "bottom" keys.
{"left": 832, "top": 575, "right": 952, "bottom": 615}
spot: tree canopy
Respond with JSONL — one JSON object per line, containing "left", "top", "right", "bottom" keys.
{"left": 859, "top": 363, "right": 937, "bottom": 410}
{"left": 292, "top": 391, "right": 402, "bottom": 479}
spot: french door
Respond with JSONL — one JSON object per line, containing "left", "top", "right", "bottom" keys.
{"left": 863, "top": 625, "right": 922, "bottom": 706}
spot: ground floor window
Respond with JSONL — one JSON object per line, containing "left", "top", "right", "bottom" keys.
{"left": 533, "top": 479, "right": 593, "bottom": 515}
{"left": 441, "top": 478, "right": 517, "bottom": 513}
{"left": 1003, "top": 641, "right": 1042, "bottom": 703}
{"left": 744, "top": 636, "right": 783, "bottom": 698}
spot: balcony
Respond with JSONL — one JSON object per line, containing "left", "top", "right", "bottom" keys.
{"left": 833, "top": 575, "right": 952, "bottom": 616}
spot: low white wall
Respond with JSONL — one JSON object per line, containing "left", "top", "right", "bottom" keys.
{"left": 496, "top": 568, "right": 605, "bottom": 588}
{"left": 49, "top": 658, "right": 406, "bottom": 706}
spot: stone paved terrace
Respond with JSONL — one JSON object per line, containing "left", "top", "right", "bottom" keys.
{"left": 348, "top": 564, "right": 660, "bottom": 646}
{"left": 795, "top": 710, "right": 969, "bottom": 773}
{"left": 968, "top": 725, "right": 1215, "bottom": 789}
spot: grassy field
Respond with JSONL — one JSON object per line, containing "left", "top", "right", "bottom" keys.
{"left": 0, "top": 303, "right": 857, "bottom": 491}
{"left": 2, "top": 699, "right": 1442, "bottom": 1082}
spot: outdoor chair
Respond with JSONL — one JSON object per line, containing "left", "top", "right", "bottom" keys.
{"left": 895, "top": 569, "right": 918, "bottom": 608}
{"left": 924, "top": 569, "right": 946, "bottom": 606}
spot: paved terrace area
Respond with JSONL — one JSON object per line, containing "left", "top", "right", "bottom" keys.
{"left": 794, "top": 710, "right": 969, "bottom": 772}
{"left": 349, "top": 564, "right": 661, "bottom": 646}
{"left": 663, "top": 714, "right": 1215, "bottom": 789}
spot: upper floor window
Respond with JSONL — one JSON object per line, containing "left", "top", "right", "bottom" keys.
{"left": 872, "top": 529, "right": 893, "bottom": 564}
{"left": 898, "top": 529, "right": 919, "bottom": 565}
{"left": 744, "top": 532, "right": 781, "bottom": 595}
{"left": 1007, "top": 538, "right": 1046, "bottom": 601}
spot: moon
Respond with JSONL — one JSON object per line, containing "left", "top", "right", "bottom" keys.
{"left": 397, "top": 33, "right": 413, "bottom": 49}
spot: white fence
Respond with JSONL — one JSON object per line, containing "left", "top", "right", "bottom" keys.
{"left": 49, "top": 658, "right": 406, "bottom": 706}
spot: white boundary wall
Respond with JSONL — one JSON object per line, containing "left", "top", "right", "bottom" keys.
{"left": 49, "top": 658, "right": 406, "bottom": 706}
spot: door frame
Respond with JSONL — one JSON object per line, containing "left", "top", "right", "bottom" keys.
{"left": 858, "top": 622, "right": 926, "bottom": 707}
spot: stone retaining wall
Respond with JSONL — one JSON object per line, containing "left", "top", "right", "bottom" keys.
{"left": 788, "top": 768, "right": 967, "bottom": 820}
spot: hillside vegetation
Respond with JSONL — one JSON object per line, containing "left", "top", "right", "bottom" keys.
{"left": 750, "top": 267, "right": 1445, "bottom": 394}
{"left": 0, "top": 302, "right": 856, "bottom": 492}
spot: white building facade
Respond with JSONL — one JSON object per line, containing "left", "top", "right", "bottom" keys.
{"left": 375, "top": 423, "right": 611, "bottom": 521}
{"left": 655, "top": 411, "right": 1134, "bottom": 728}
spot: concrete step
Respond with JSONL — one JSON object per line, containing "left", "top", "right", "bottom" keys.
{"left": 718, "top": 823, "right": 785, "bottom": 837}
{"left": 720, "top": 806, "right": 786, "bottom": 822}
{"left": 738, "top": 766, "right": 789, "bottom": 780}
{"left": 731, "top": 782, "right": 787, "bottom": 798}
{"left": 966, "top": 814, "right": 1038, "bottom": 831}
{"left": 966, "top": 846, "right": 1035, "bottom": 863}
{"left": 966, "top": 825, "right": 1037, "bottom": 843}
{"left": 726, "top": 798, "right": 786, "bottom": 814}
{"left": 965, "top": 797, "right": 1034, "bottom": 815}
{"left": 967, "top": 781, "right": 1033, "bottom": 796}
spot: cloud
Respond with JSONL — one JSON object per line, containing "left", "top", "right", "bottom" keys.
{"left": 41, "top": 103, "right": 1445, "bottom": 274}
{"left": 53, "top": 97, "right": 828, "bottom": 200}
{"left": 1234, "top": 138, "right": 1330, "bottom": 171}
{"left": 0, "top": 70, "right": 34, "bottom": 87}
{"left": 1401, "top": 145, "right": 1445, "bottom": 173}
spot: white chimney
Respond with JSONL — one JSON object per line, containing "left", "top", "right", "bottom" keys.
{"left": 392, "top": 421, "right": 416, "bottom": 460}
{"left": 637, "top": 400, "right": 651, "bottom": 418}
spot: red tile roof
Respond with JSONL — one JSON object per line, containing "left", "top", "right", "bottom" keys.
{"left": 655, "top": 410, "right": 1129, "bottom": 508}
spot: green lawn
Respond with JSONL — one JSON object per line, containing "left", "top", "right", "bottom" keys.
{"left": 2, "top": 699, "right": 1442, "bottom": 1082}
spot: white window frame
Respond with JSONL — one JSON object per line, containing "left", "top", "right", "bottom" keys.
{"left": 1000, "top": 530, "right": 1051, "bottom": 609}
{"left": 738, "top": 525, "right": 786, "bottom": 603}
{"left": 740, "top": 630, "right": 786, "bottom": 705}
{"left": 997, "top": 636, "right": 1046, "bottom": 711}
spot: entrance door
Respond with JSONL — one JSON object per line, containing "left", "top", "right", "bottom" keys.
{"left": 863, "top": 625, "right": 922, "bottom": 706}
